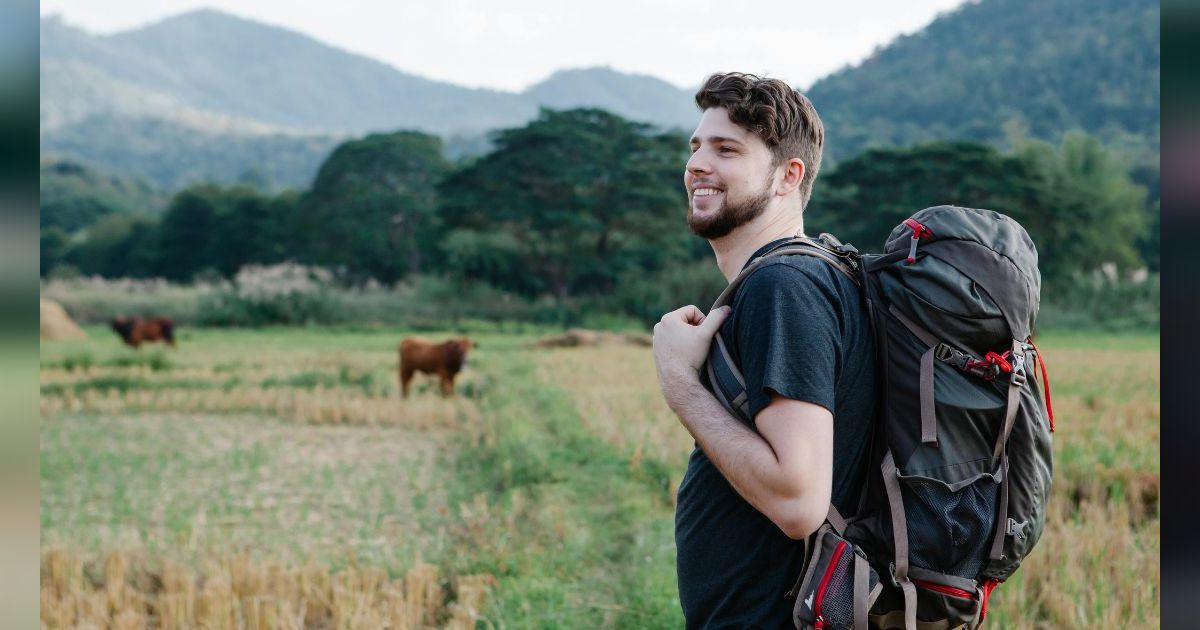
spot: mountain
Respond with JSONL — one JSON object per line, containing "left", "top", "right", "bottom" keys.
{"left": 805, "top": 0, "right": 1160, "bottom": 164}
{"left": 40, "top": 11, "right": 695, "bottom": 137}
{"left": 526, "top": 68, "right": 696, "bottom": 131}
{"left": 39, "top": 11, "right": 695, "bottom": 189}
{"left": 41, "top": 115, "right": 343, "bottom": 193}
{"left": 40, "top": 0, "right": 1159, "bottom": 192}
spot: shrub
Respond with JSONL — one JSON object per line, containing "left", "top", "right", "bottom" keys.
{"left": 195, "top": 263, "right": 341, "bottom": 326}
{"left": 1038, "top": 270, "right": 1159, "bottom": 332}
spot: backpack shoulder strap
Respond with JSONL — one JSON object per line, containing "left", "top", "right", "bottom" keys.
{"left": 709, "top": 234, "right": 861, "bottom": 311}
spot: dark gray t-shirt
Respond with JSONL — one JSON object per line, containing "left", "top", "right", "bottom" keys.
{"left": 675, "top": 240, "right": 877, "bottom": 629}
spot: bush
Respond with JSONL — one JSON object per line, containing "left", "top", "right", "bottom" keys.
{"left": 604, "top": 263, "right": 729, "bottom": 328}
{"left": 195, "top": 263, "right": 340, "bottom": 326}
{"left": 1038, "top": 270, "right": 1159, "bottom": 332}
{"left": 41, "top": 276, "right": 215, "bottom": 324}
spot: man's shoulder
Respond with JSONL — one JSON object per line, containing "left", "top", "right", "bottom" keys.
{"left": 735, "top": 254, "right": 846, "bottom": 304}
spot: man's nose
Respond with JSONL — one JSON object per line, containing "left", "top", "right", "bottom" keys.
{"left": 686, "top": 150, "right": 711, "bottom": 175}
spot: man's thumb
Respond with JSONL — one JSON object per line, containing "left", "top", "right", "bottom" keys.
{"left": 701, "top": 305, "right": 732, "bottom": 332}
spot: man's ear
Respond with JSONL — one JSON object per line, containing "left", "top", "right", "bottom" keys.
{"left": 777, "top": 158, "right": 805, "bottom": 195}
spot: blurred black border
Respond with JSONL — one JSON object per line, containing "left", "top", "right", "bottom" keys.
{"left": 1162, "top": 2, "right": 1192, "bottom": 628}
{"left": 2, "top": 0, "right": 41, "bottom": 626}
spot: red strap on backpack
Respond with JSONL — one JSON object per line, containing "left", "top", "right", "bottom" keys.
{"left": 1028, "top": 339, "right": 1055, "bottom": 431}
{"left": 979, "top": 578, "right": 1001, "bottom": 621}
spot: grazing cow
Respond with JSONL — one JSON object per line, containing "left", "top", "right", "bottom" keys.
{"left": 399, "top": 337, "right": 475, "bottom": 398}
{"left": 111, "top": 316, "right": 176, "bottom": 349}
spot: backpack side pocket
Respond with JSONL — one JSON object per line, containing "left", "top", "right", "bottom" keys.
{"left": 792, "top": 525, "right": 881, "bottom": 630}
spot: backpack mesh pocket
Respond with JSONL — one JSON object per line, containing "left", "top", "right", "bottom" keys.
{"left": 899, "top": 469, "right": 1000, "bottom": 578}
{"left": 792, "top": 527, "right": 880, "bottom": 630}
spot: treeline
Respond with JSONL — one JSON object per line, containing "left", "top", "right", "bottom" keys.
{"left": 41, "top": 108, "right": 1157, "bottom": 326}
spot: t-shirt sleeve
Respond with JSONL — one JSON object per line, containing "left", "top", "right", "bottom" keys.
{"left": 730, "top": 259, "right": 843, "bottom": 420}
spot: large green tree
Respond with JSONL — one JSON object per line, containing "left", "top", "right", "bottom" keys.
{"left": 67, "top": 213, "right": 160, "bottom": 278}
{"left": 808, "top": 135, "right": 1147, "bottom": 283}
{"left": 808, "top": 141, "right": 1044, "bottom": 250}
{"left": 438, "top": 108, "right": 690, "bottom": 309}
{"left": 294, "top": 131, "right": 449, "bottom": 282}
{"left": 157, "top": 185, "right": 223, "bottom": 281}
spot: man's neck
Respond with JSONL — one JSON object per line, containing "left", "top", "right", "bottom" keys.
{"left": 710, "top": 209, "right": 806, "bottom": 281}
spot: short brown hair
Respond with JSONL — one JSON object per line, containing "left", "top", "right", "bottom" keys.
{"left": 695, "top": 72, "right": 825, "bottom": 209}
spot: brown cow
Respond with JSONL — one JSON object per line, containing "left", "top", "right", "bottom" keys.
{"left": 111, "top": 316, "right": 176, "bottom": 349}
{"left": 398, "top": 337, "right": 475, "bottom": 398}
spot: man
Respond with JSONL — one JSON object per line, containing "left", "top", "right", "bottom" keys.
{"left": 652, "top": 73, "right": 877, "bottom": 628}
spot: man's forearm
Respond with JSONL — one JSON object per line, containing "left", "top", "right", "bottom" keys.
{"left": 667, "top": 376, "right": 804, "bottom": 520}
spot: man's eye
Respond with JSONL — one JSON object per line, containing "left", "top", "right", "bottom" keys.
{"left": 718, "top": 146, "right": 735, "bottom": 154}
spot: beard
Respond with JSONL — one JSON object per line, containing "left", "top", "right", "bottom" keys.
{"left": 687, "top": 175, "right": 774, "bottom": 240}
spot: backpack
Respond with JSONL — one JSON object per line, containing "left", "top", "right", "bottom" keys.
{"left": 703, "top": 205, "right": 1055, "bottom": 630}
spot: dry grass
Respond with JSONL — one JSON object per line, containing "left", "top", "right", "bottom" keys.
{"left": 40, "top": 328, "right": 1158, "bottom": 627}
{"left": 532, "top": 337, "right": 1161, "bottom": 628}
{"left": 40, "top": 547, "right": 493, "bottom": 629}
{"left": 535, "top": 346, "right": 692, "bottom": 492}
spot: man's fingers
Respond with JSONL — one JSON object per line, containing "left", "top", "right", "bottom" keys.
{"left": 699, "top": 305, "right": 732, "bottom": 333}
{"left": 679, "top": 305, "right": 704, "bottom": 325}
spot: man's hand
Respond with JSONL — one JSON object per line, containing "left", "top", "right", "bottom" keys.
{"left": 653, "top": 304, "right": 731, "bottom": 409}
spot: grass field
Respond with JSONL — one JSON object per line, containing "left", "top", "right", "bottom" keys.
{"left": 40, "top": 325, "right": 1159, "bottom": 628}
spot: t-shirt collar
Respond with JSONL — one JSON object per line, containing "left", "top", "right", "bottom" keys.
{"left": 742, "top": 237, "right": 795, "bottom": 272}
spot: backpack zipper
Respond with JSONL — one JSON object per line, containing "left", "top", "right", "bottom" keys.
{"left": 814, "top": 541, "right": 848, "bottom": 629}
{"left": 910, "top": 577, "right": 977, "bottom": 600}
{"left": 902, "top": 218, "right": 934, "bottom": 263}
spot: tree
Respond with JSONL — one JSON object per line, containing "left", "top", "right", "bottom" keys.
{"left": 808, "top": 135, "right": 1147, "bottom": 284}
{"left": 214, "top": 187, "right": 283, "bottom": 275}
{"left": 294, "top": 131, "right": 449, "bottom": 282}
{"left": 40, "top": 226, "right": 70, "bottom": 276}
{"left": 67, "top": 213, "right": 159, "bottom": 277}
{"left": 157, "top": 186, "right": 222, "bottom": 281}
{"left": 1013, "top": 131, "right": 1147, "bottom": 279}
{"left": 438, "top": 108, "right": 690, "bottom": 313}
{"left": 808, "top": 141, "right": 1044, "bottom": 251}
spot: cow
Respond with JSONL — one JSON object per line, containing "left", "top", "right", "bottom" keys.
{"left": 398, "top": 337, "right": 475, "bottom": 398}
{"left": 110, "top": 316, "right": 176, "bottom": 349}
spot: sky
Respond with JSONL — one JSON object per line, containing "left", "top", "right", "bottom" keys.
{"left": 39, "top": 0, "right": 968, "bottom": 92}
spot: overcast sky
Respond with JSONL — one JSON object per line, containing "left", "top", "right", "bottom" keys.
{"left": 40, "top": 0, "right": 968, "bottom": 92}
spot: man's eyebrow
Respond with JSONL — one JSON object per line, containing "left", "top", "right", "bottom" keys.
{"left": 689, "top": 135, "right": 745, "bottom": 145}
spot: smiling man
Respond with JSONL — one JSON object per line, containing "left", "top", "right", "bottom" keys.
{"left": 652, "top": 73, "right": 877, "bottom": 628}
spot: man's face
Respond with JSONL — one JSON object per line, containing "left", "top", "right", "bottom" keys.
{"left": 685, "top": 107, "right": 779, "bottom": 240}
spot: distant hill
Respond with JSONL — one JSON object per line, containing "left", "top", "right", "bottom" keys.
{"left": 40, "top": 11, "right": 695, "bottom": 136}
{"left": 42, "top": 115, "right": 343, "bottom": 193}
{"left": 39, "top": 11, "right": 695, "bottom": 189}
{"left": 40, "top": 0, "right": 1159, "bottom": 191}
{"left": 806, "top": 0, "right": 1160, "bottom": 164}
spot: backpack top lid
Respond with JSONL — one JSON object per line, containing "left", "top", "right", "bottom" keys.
{"left": 884, "top": 205, "right": 1042, "bottom": 341}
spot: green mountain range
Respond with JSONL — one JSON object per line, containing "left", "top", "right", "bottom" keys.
{"left": 809, "top": 0, "right": 1159, "bottom": 163}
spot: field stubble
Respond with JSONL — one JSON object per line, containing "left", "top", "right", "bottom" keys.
{"left": 40, "top": 328, "right": 1158, "bottom": 628}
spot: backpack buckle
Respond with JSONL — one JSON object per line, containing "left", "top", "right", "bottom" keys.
{"left": 1011, "top": 355, "right": 1027, "bottom": 386}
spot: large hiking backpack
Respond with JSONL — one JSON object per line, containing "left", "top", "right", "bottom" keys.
{"left": 704, "top": 205, "right": 1055, "bottom": 629}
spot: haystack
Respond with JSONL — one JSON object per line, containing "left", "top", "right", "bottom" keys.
{"left": 532, "top": 328, "right": 651, "bottom": 349}
{"left": 40, "top": 299, "right": 87, "bottom": 340}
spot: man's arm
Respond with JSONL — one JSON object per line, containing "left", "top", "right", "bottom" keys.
{"left": 666, "top": 379, "right": 832, "bottom": 539}
{"left": 653, "top": 305, "right": 833, "bottom": 540}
